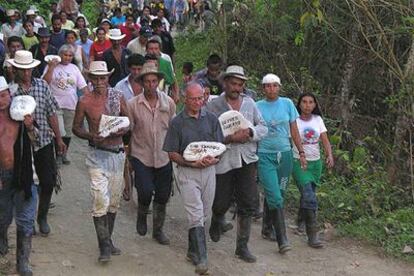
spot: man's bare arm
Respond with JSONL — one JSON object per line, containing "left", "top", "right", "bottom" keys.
{"left": 72, "top": 101, "right": 93, "bottom": 141}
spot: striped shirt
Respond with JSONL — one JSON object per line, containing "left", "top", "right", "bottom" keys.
{"left": 11, "top": 78, "right": 59, "bottom": 150}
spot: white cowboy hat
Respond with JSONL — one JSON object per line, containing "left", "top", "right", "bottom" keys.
{"left": 87, "top": 61, "right": 114, "bottom": 76}
{"left": 0, "top": 76, "right": 8, "bottom": 91}
{"left": 26, "top": 10, "right": 36, "bottom": 16}
{"left": 222, "top": 65, "right": 248, "bottom": 81}
{"left": 7, "top": 50, "right": 41, "bottom": 69}
{"left": 262, "top": 73, "right": 281, "bottom": 85}
{"left": 108, "top": 29, "right": 126, "bottom": 40}
{"left": 6, "top": 9, "right": 15, "bottom": 17}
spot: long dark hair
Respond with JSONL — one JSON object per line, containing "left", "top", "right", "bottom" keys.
{"left": 296, "top": 92, "right": 322, "bottom": 116}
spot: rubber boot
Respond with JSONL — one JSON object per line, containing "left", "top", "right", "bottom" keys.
{"left": 62, "top": 137, "right": 71, "bottom": 165}
{"left": 209, "top": 214, "right": 223, "bottom": 242}
{"left": 152, "top": 202, "right": 170, "bottom": 245}
{"left": 261, "top": 199, "right": 276, "bottom": 241}
{"left": 304, "top": 209, "right": 324, "bottom": 248}
{"left": 235, "top": 216, "right": 256, "bottom": 263}
{"left": 93, "top": 215, "right": 111, "bottom": 263}
{"left": 0, "top": 225, "right": 8, "bottom": 255}
{"left": 16, "top": 230, "right": 33, "bottom": 276}
{"left": 107, "top": 212, "right": 121, "bottom": 255}
{"left": 271, "top": 208, "right": 292, "bottom": 254}
{"left": 186, "top": 228, "right": 198, "bottom": 265}
{"left": 193, "top": 226, "right": 208, "bottom": 275}
{"left": 221, "top": 219, "right": 233, "bottom": 233}
{"left": 136, "top": 203, "right": 148, "bottom": 236}
{"left": 37, "top": 191, "right": 52, "bottom": 236}
{"left": 296, "top": 208, "right": 306, "bottom": 235}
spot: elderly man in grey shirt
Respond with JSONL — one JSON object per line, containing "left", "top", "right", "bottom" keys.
{"left": 206, "top": 65, "right": 268, "bottom": 263}
{"left": 163, "top": 82, "right": 223, "bottom": 275}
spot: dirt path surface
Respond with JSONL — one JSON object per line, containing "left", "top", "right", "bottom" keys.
{"left": 3, "top": 137, "right": 414, "bottom": 275}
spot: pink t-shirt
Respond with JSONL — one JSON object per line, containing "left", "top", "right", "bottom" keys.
{"left": 43, "top": 63, "right": 87, "bottom": 110}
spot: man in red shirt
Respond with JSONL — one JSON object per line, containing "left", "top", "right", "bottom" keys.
{"left": 89, "top": 27, "right": 112, "bottom": 63}
{"left": 119, "top": 14, "right": 140, "bottom": 48}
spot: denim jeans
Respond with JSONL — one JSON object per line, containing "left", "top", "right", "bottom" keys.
{"left": 130, "top": 158, "right": 172, "bottom": 207}
{"left": 0, "top": 172, "right": 37, "bottom": 235}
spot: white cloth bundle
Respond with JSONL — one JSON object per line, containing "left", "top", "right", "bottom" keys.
{"left": 10, "top": 95, "right": 37, "bottom": 121}
{"left": 218, "top": 110, "right": 252, "bottom": 137}
{"left": 183, "top": 141, "right": 226, "bottom": 161}
{"left": 98, "top": 114, "right": 130, "bottom": 138}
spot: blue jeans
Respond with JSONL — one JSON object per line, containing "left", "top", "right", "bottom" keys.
{"left": 0, "top": 176, "right": 38, "bottom": 235}
{"left": 130, "top": 158, "right": 172, "bottom": 206}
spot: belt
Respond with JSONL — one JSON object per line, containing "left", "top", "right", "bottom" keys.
{"left": 89, "top": 143, "right": 125, "bottom": 154}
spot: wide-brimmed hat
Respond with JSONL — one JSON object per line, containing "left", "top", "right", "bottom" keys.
{"left": 136, "top": 63, "right": 164, "bottom": 82}
{"left": 6, "top": 9, "right": 15, "bottom": 17}
{"left": 87, "top": 61, "right": 114, "bottom": 76}
{"left": 0, "top": 76, "right": 8, "bottom": 91}
{"left": 108, "top": 28, "right": 126, "bottom": 40}
{"left": 7, "top": 50, "right": 41, "bottom": 69}
{"left": 26, "top": 10, "right": 36, "bottom": 16}
{"left": 37, "top": 27, "right": 51, "bottom": 37}
{"left": 222, "top": 65, "right": 248, "bottom": 81}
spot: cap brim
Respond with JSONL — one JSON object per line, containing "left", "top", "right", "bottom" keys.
{"left": 109, "top": 35, "right": 126, "bottom": 40}
{"left": 7, "top": 59, "right": 41, "bottom": 69}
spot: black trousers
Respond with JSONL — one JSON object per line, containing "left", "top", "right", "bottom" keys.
{"left": 33, "top": 143, "right": 57, "bottom": 217}
{"left": 212, "top": 162, "right": 258, "bottom": 218}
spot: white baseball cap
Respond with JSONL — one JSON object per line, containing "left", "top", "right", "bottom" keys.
{"left": 0, "top": 77, "right": 9, "bottom": 92}
{"left": 262, "top": 73, "right": 281, "bottom": 85}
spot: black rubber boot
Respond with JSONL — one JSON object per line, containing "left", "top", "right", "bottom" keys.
{"left": 37, "top": 191, "right": 52, "bottom": 236}
{"left": 304, "top": 209, "right": 324, "bottom": 248}
{"left": 271, "top": 208, "right": 292, "bottom": 254}
{"left": 93, "top": 215, "right": 111, "bottom": 263}
{"left": 261, "top": 199, "right": 276, "bottom": 241}
{"left": 235, "top": 216, "right": 256, "bottom": 263}
{"left": 136, "top": 203, "right": 149, "bottom": 236}
{"left": 0, "top": 225, "right": 8, "bottom": 255}
{"left": 209, "top": 214, "right": 225, "bottom": 242}
{"left": 186, "top": 228, "right": 198, "bottom": 265}
{"left": 152, "top": 202, "right": 170, "bottom": 245}
{"left": 193, "top": 226, "right": 208, "bottom": 275}
{"left": 107, "top": 212, "right": 121, "bottom": 255}
{"left": 62, "top": 137, "right": 71, "bottom": 165}
{"left": 296, "top": 208, "right": 306, "bottom": 235}
{"left": 16, "top": 230, "right": 33, "bottom": 276}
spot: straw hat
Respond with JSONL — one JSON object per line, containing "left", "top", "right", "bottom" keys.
{"left": 108, "top": 29, "right": 126, "bottom": 40}
{"left": 136, "top": 63, "right": 164, "bottom": 82}
{"left": 7, "top": 50, "right": 41, "bottom": 69}
{"left": 26, "top": 10, "right": 36, "bottom": 16}
{"left": 222, "top": 65, "right": 248, "bottom": 81}
{"left": 87, "top": 61, "right": 114, "bottom": 76}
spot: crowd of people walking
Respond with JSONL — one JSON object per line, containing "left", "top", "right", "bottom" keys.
{"left": 0, "top": 1, "right": 334, "bottom": 275}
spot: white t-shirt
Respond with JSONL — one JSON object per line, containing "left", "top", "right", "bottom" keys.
{"left": 43, "top": 63, "right": 87, "bottom": 110}
{"left": 293, "top": 114, "right": 327, "bottom": 161}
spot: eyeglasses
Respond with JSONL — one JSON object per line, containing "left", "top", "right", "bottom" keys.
{"left": 186, "top": 96, "right": 204, "bottom": 102}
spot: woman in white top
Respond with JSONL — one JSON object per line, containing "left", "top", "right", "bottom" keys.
{"left": 42, "top": 44, "right": 89, "bottom": 164}
{"left": 292, "top": 92, "right": 334, "bottom": 248}
{"left": 64, "top": 30, "right": 88, "bottom": 72}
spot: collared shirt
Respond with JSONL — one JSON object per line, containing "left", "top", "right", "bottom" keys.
{"left": 11, "top": 78, "right": 59, "bottom": 150}
{"left": 1, "top": 23, "right": 24, "bottom": 40}
{"left": 163, "top": 108, "right": 223, "bottom": 155}
{"left": 103, "top": 47, "right": 131, "bottom": 87}
{"left": 115, "top": 75, "right": 139, "bottom": 101}
{"left": 206, "top": 94, "right": 268, "bottom": 174}
{"left": 127, "top": 91, "right": 176, "bottom": 168}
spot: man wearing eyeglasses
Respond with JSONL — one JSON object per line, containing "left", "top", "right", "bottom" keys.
{"left": 163, "top": 82, "right": 223, "bottom": 275}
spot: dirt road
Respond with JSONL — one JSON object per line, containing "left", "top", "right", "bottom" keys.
{"left": 2, "top": 137, "right": 414, "bottom": 275}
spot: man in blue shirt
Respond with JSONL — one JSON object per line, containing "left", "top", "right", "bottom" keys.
{"left": 76, "top": 28, "right": 93, "bottom": 62}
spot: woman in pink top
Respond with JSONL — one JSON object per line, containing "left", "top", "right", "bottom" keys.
{"left": 42, "top": 44, "right": 89, "bottom": 164}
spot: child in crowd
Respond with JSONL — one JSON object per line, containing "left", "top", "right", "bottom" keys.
{"left": 182, "top": 61, "right": 193, "bottom": 83}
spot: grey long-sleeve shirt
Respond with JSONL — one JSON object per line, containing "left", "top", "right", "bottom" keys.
{"left": 206, "top": 94, "right": 268, "bottom": 174}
